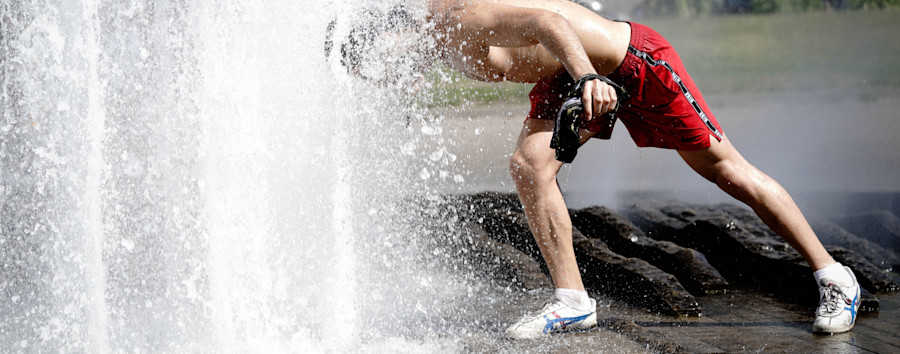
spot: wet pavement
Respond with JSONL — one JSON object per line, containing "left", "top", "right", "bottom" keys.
{"left": 471, "top": 286, "right": 900, "bottom": 353}
{"left": 615, "top": 288, "right": 900, "bottom": 353}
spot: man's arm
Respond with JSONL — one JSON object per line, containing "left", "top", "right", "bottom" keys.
{"left": 444, "top": 2, "right": 617, "bottom": 118}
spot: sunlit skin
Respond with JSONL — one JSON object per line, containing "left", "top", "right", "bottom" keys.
{"left": 423, "top": 0, "right": 837, "bottom": 292}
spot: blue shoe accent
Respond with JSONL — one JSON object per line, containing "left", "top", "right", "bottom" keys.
{"left": 542, "top": 313, "right": 591, "bottom": 334}
{"left": 845, "top": 291, "right": 859, "bottom": 323}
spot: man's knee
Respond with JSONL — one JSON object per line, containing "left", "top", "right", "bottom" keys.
{"left": 509, "top": 149, "right": 558, "bottom": 187}
{"left": 508, "top": 150, "right": 534, "bottom": 182}
{"left": 710, "top": 159, "right": 767, "bottom": 202}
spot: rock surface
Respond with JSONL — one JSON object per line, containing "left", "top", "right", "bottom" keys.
{"left": 571, "top": 206, "right": 729, "bottom": 295}
{"left": 434, "top": 193, "right": 898, "bottom": 317}
{"left": 829, "top": 247, "right": 900, "bottom": 294}
{"left": 622, "top": 202, "right": 809, "bottom": 294}
{"left": 830, "top": 210, "right": 900, "bottom": 254}
{"left": 457, "top": 220, "right": 552, "bottom": 290}
{"left": 456, "top": 192, "right": 701, "bottom": 316}
{"left": 572, "top": 228, "right": 702, "bottom": 316}
{"left": 622, "top": 201, "right": 898, "bottom": 309}
{"left": 811, "top": 218, "right": 900, "bottom": 270}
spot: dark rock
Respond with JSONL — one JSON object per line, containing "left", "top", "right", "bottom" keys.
{"left": 440, "top": 193, "right": 894, "bottom": 317}
{"left": 860, "top": 288, "right": 880, "bottom": 314}
{"left": 623, "top": 201, "right": 897, "bottom": 312}
{"left": 457, "top": 221, "right": 552, "bottom": 290}
{"left": 811, "top": 218, "right": 899, "bottom": 271}
{"left": 571, "top": 206, "right": 728, "bottom": 295}
{"left": 457, "top": 192, "right": 701, "bottom": 316}
{"left": 572, "top": 228, "right": 702, "bottom": 317}
{"left": 458, "top": 192, "right": 540, "bottom": 256}
{"left": 623, "top": 202, "right": 808, "bottom": 294}
{"left": 828, "top": 247, "right": 900, "bottom": 293}
{"left": 712, "top": 205, "right": 897, "bottom": 294}
{"left": 830, "top": 210, "right": 900, "bottom": 254}
{"left": 408, "top": 193, "right": 549, "bottom": 290}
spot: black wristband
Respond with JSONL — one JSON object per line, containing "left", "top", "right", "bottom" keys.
{"left": 569, "top": 74, "right": 627, "bottom": 107}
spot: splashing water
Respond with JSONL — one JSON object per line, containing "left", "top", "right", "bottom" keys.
{"left": 0, "top": 0, "right": 482, "bottom": 351}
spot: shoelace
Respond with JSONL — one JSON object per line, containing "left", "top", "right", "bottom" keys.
{"left": 818, "top": 283, "right": 849, "bottom": 315}
{"left": 522, "top": 300, "right": 563, "bottom": 320}
{"left": 536, "top": 300, "right": 559, "bottom": 313}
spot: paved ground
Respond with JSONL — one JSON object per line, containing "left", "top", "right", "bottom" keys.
{"left": 490, "top": 287, "right": 899, "bottom": 353}
{"left": 614, "top": 288, "right": 900, "bottom": 353}
{"left": 449, "top": 285, "right": 899, "bottom": 353}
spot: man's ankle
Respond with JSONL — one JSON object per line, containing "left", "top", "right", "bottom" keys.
{"left": 554, "top": 288, "right": 592, "bottom": 312}
{"left": 813, "top": 262, "right": 853, "bottom": 286}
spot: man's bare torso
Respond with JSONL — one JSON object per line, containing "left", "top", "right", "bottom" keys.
{"left": 426, "top": 0, "right": 631, "bottom": 83}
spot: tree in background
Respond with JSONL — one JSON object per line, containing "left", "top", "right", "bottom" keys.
{"left": 637, "top": 0, "right": 900, "bottom": 17}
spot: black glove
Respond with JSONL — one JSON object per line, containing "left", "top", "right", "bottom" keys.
{"left": 550, "top": 74, "right": 627, "bottom": 163}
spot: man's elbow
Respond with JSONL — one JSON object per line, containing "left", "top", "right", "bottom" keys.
{"left": 529, "top": 10, "right": 571, "bottom": 41}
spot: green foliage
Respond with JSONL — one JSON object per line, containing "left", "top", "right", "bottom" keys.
{"left": 639, "top": 0, "right": 724, "bottom": 17}
{"left": 750, "top": 0, "right": 825, "bottom": 13}
{"left": 639, "top": 0, "right": 900, "bottom": 17}
{"left": 423, "top": 66, "right": 532, "bottom": 107}
{"left": 849, "top": 0, "right": 900, "bottom": 9}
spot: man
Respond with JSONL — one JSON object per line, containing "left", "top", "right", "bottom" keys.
{"left": 332, "top": 0, "right": 861, "bottom": 339}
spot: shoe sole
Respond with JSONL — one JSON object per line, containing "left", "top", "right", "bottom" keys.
{"left": 813, "top": 322, "right": 855, "bottom": 334}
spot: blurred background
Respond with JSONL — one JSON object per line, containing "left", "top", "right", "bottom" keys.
{"left": 428, "top": 0, "right": 900, "bottom": 217}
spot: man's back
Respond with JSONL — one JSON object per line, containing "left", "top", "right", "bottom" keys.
{"left": 427, "top": 0, "right": 630, "bottom": 83}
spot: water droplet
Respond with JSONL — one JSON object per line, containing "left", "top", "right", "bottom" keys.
{"left": 121, "top": 239, "right": 135, "bottom": 252}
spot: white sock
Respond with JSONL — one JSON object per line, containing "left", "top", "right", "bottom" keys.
{"left": 813, "top": 262, "right": 853, "bottom": 286}
{"left": 555, "top": 288, "right": 592, "bottom": 312}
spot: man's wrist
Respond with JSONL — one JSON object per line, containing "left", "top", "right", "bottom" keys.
{"left": 570, "top": 74, "right": 605, "bottom": 98}
{"left": 572, "top": 68, "right": 598, "bottom": 80}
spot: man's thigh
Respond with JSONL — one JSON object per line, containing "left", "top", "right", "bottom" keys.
{"left": 677, "top": 134, "right": 753, "bottom": 183}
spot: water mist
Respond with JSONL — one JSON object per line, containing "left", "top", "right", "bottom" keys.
{"left": 0, "top": 0, "right": 476, "bottom": 351}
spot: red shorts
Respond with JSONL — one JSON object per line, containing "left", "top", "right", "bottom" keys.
{"left": 527, "top": 22, "right": 724, "bottom": 150}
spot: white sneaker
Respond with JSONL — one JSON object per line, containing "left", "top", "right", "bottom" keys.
{"left": 505, "top": 298, "right": 598, "bottom": 339}
{"left": 812, "top": 266, "right": 861, "bottom": 334}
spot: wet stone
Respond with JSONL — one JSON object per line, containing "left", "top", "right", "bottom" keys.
{"left": 830, "top": 210, "right": 900, "bottom": 255}
{"left": 455, "top": 192, "right": 702, "bottom": 316}
{"left": 571, "top": 206, "right": 729, "bottom": 295}
{"left": 422, "top": 193, "right": 900, "bottom": 350}
{"left": 623, "top": 201, "right": 898, "bottom": 312}
{"left": 811, "top": 218, "right": 900, "bottom": 271}
{"left": 572, "top": 228, "right": 702, "bottom": 317}
{"left": 828, "top": 247, "right": 900, "bottom": 293}
{"left": 437, "top": 193, "right": 897, "bottom": 321}
{"left": 457, "top": 221, "right": 552, "bottom": 290}
{"left": 859, "top": 288, "right": 880, "bottom": 313}
{"left": 623, "top": 201, "right": 810, "bottom": 297}
{"left": 460, "top": 192, "right": 543, "bottom": 261}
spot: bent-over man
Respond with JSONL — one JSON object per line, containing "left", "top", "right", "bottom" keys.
{"left": 332, "top": 0, "right": 861, "bottom": 339}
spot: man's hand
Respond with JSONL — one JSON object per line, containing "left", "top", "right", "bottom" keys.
{"left": 581, "top": 78, "right": 618, "bottom": 122}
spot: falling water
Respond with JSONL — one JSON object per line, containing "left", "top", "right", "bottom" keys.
{"left": 0, "top": 0, "right": 463, "bottom": 351}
